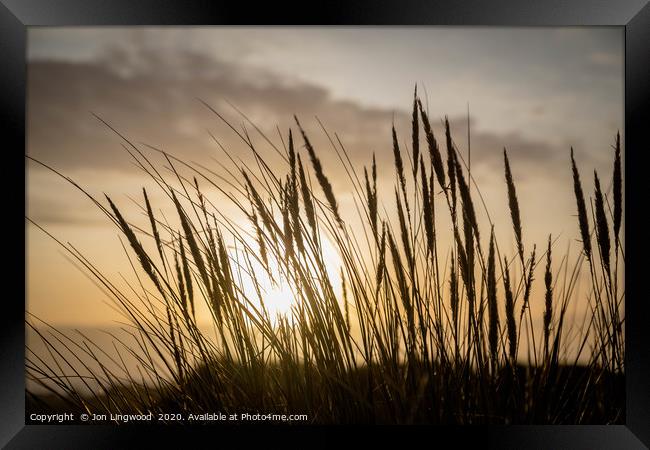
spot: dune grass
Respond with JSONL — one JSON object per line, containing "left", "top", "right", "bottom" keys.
{"left": 26, "top": 90, "right": 624, "bottom": 424}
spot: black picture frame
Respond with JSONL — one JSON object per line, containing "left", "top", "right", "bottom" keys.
{"left": 3, "top": 0, "right": 649, "bottom": 447}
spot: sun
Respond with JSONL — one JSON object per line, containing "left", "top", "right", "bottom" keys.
{"left": 241, "top": 232, "right": 344, "bottom": 324}
{"left": 260, "top": 282, "right": 296, "bottom": 320}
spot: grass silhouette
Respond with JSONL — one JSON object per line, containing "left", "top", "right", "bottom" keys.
{"left": 26, "top": 89, "right": 624, "bottom": 424}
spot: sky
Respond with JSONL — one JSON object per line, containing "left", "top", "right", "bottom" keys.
{"left": 26, "top": 27, "right": 623, "bottom": 327}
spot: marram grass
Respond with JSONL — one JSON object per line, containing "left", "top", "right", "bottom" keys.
{"left": 27, "top": 89, "right": 624, "bottom": 424}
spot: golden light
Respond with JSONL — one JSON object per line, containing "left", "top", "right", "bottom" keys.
{"left": 238, "top": 229, "right": 344, "bottom": 325}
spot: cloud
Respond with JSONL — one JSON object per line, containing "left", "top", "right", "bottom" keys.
{"left": 28, "top": 46, "right": 598, "bottom": 231}
{"left": 28, "top": 47, "right": 569, "bottom": 177}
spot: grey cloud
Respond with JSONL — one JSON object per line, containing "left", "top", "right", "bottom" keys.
{"left": 28, "top": 47, "right": 581, "bottom": 202}
{"left": 27, "top": 178, "right": 108, "bottom": 227}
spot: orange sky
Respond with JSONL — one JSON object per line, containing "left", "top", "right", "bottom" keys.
{"left": 26, "top": 27, "right": 623, "bottom": 328}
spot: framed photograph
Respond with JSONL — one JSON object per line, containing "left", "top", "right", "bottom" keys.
{"left": 3, "top": 0, "right": 649, "bottom": 447}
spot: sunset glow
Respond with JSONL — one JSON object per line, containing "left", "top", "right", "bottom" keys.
{"left": 26, "top": 26, "right": 625, "bottom": 425}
